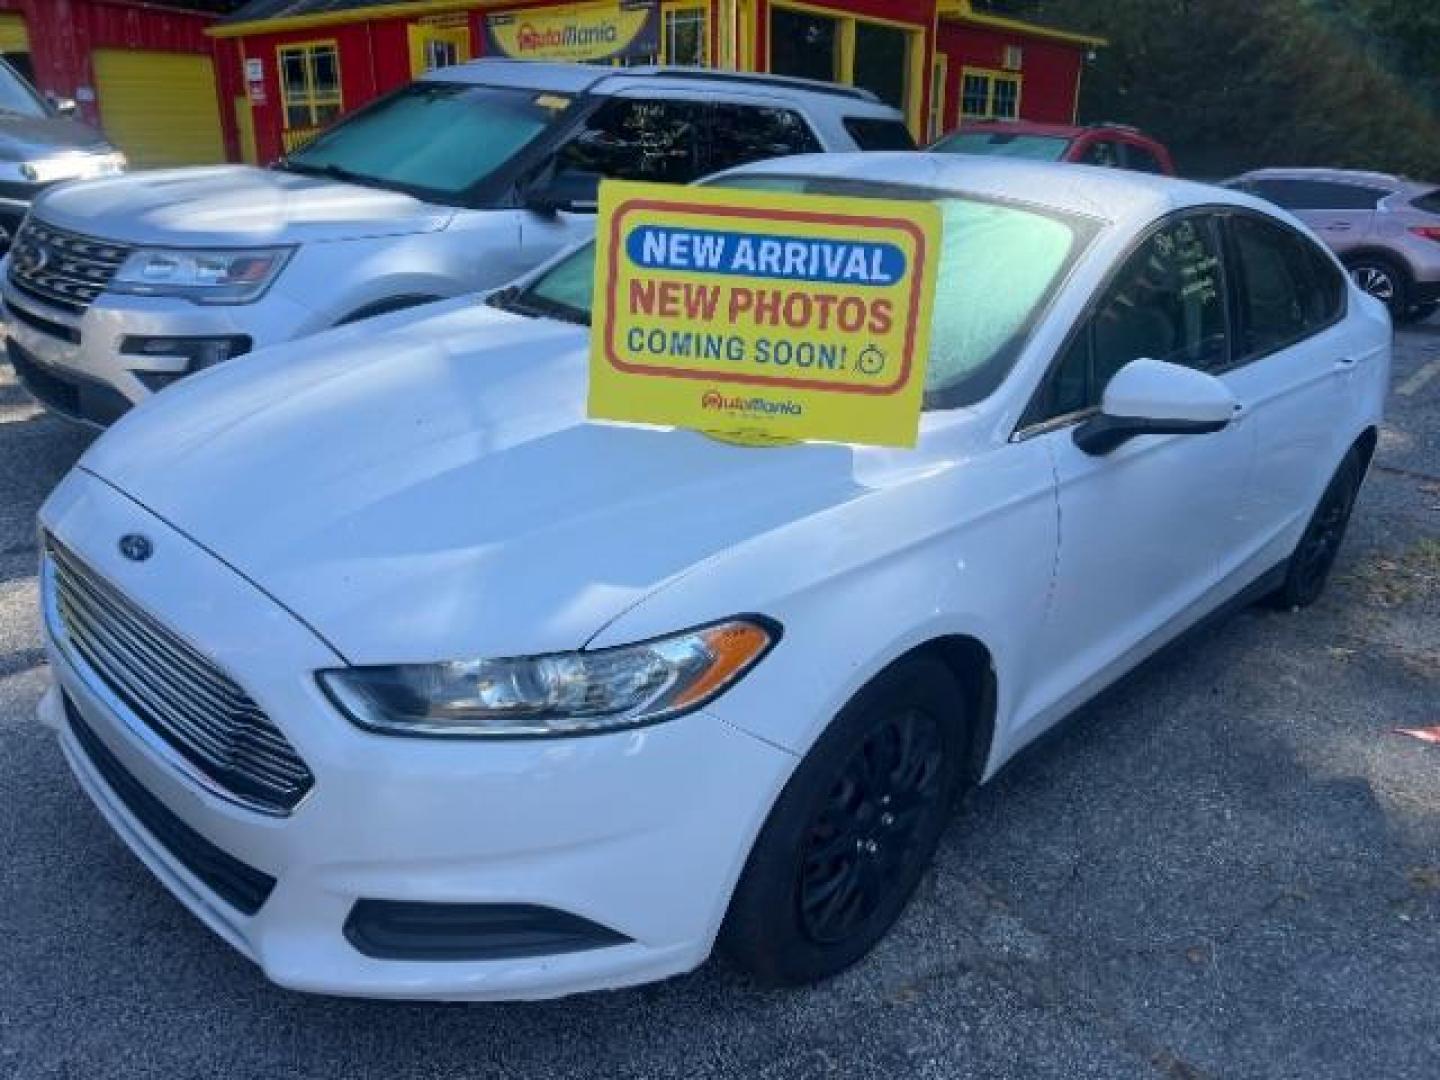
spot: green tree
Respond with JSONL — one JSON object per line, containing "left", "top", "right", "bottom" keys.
{"left": 993, "top": 0, "right": 1440, "bottom": 178}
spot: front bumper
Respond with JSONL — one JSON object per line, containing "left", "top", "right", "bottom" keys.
{"left": 2, "top": 269, "right": 314, "bottom": 427}
{"left": 40, "top": 472, "right": 797, "bottom": 1000}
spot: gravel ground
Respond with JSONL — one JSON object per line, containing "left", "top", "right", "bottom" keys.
{"left": 0, "top": 323, "right": 1435, "bottom": 1080}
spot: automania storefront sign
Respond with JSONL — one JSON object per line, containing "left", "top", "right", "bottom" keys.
{"left": 484, "top": 1, "right": 660, "bottom": 64}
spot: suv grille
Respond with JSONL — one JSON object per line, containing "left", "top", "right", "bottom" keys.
{"left": 45, "top": 538, "right": 314, "bottom": 816}
{"left": 8, "top": 217, "right": 131, "bottom": 315}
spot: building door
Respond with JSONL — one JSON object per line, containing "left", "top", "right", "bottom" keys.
{"left": 92, "top": 50, "right": 226, "bottom": 168}
{"left": 928, "top": 54, "right": 948, "bottom": 141}
{"left": 233, "top": 96, "right": 258, "bottom": 165}
{"left": 0, "top": 13, "right": 31, "bottom": 84}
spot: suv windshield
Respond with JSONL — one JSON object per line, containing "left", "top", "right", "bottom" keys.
{"left": 495, "top": 175, "right": 1095, "bottom": 410}
{"left": 0, "top": 61, "right": 47, "bottom": 119}
{"left": 932, "top": 131, "right": 1071, "bottom": 161}
{"left": 281, "top": 82, "right": 573, "bottom": 202}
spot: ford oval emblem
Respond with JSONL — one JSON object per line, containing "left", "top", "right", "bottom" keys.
{"left": 118, "top": 534, "right": 153, "bottom": 562}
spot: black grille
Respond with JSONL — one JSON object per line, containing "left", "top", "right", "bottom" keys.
{"left": 45, "top": 537, "right": 314, "bottom": 816}
{"left": 66, "top": 696, "right": 276, "bottom": 916}
{"left": 8, "top": 217, "right": 131, "bottom": 314}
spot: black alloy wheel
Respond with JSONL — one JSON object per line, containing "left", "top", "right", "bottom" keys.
{"left": 1268, "top": 448, "right": 1364, "bottom": 610}
{"left": 798, "top": 707, "right": 944, "bottom": 944}
{"left": 721, "top": 655, "right": 968, "bottom": 986}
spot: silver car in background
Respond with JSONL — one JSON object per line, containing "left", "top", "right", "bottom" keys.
{"left": 1227, "top": 167, "right": 1440, "bottom": 322}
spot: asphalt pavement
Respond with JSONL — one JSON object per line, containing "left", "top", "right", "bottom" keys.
{"left": 0, "top": 324, "right": 1435, "bottom": 1080}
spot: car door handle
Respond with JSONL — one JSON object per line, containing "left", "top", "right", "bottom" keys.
{"left": 1336, "top": 354, "right": 1359, "bottom": 367}
{"left": 1325, "top": 222, "right": 1353, "bottom": 232}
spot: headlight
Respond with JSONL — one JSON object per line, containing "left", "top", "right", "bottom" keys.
{"left": 110, "top": 247, "right": 293, "bottom": 304}
{"left": 19, "top": 151, "right": 126, "bottom": 183}
{"left": 318, "top": 618, "right": 779, "bottom": 738}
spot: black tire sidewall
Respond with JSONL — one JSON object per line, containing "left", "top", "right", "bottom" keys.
{"left": 720, "top": 654, "right": 968, "bottom": 986}
{"left": 1273, "top": 448, "right": 1363, "bottom": 609}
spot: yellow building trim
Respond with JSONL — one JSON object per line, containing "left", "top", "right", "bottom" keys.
{"left": 210, "top": 0, "right": 488, "bottom": 39}
{"left": 958, "top": 65, "right": 1022, "bottom": 121}
{"left": 277, "top": 38, "right": 344, "bottom": 129}
{"left": 937, "top": 0, "right": 1105, "bottom": 48}
{"left": 659, "top": 0, "right": 709, "bottom": 64}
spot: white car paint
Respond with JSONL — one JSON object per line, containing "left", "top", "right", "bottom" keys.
{"left": 37, "top": 154, "right": 1390, "bottom": 1000}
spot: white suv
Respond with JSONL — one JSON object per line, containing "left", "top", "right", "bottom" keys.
{"left": 1, "top": 60, "right": 910, "bottom": 426}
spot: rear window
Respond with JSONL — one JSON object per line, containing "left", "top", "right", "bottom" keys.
{"left": 1412, "top": 189, "right": 1440, "bottom": 214}
{"left": 843, "top": 117, "right": 917, "bottom": 151}
{"left": 931, "top": 131, "right": 1070, "bottom": 161}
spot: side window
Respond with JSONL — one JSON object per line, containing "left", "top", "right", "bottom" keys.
{"left": 1124, "top": 143, "right": 1165, "bottom": 174}
{"left": 1230, "top": 215, "right": 1344, "bottom": 357}
{"left": 705, "top": 104, "right": 821, "bottom": 172}
{"left": 1253, "top": 179, "right": 1387, "bottom": 211}
{"left": 1079, "top": 139, "right": 1121, "bottom": 168}
{"left": 1035, "top": 216, "right": 1228, "bottom": 421}
{"left": 842, "top": 117, "right": 917, "bottom": 151}
{"left": 553, "top": 98, "right": 703, "bottom": 184}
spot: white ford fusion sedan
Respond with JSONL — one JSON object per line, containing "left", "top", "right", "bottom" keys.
{"left": 36, "top": 154, "right": 1389, "bottom": 1001}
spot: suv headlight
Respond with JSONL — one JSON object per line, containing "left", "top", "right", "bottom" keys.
{"left": 318, "top": 618, "right": 779, "bottom": 738}
{"left": 110, "top": 247, "right": 293, "bottom": 304}
{"left": 19, "top": 150, "right": 126, "bottom": 183}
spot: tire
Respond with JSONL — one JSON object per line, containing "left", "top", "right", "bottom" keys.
{"left": 1267, "top": 448, "right": 1364, "bottom": 610}
{"left": 720, "top": 654, "right": 969, "bottom": 986}
{"left": 1345, "top": 256, "right": 1410, "bottom": 320}
{"left": 1406, "top": 300, "right": 1439, "bottom": 325}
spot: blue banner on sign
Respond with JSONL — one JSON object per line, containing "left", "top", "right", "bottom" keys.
{"left": 625, "top": 225, "right": 907, "bottom": 287}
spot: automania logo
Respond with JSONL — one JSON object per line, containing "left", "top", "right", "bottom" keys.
{"left": 701, "top": 389, "right": 803, "bottom": 416}
{"left": 516, "top": 21, "right": 620, "bottom": 51}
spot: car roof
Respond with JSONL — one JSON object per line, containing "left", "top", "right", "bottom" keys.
{"left": 420, "top": 59, "right": 899, "bottom": 116}
{"left": 717, "top": 152, "right": 1259, "bottom": 226}
{"left": 1235, "top": 166, "right": 1409, "bottom": 190}
{"left": 950, "top": 120, "right": 1153, "bottom": 140}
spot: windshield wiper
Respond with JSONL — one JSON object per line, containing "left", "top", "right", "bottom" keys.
{"left": 486, "top": 285, "right": 589, "bottom": 327}
{"left": 277, "top": 159, "right": 387, "bottom": 190}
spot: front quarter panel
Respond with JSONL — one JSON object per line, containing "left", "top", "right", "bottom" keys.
{"left": 588, "top": 434, "right": 1058, "bottom": 772}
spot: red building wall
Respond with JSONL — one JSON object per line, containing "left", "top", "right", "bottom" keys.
{"left": 0, "top": 0, "right": 217, "bottom": 127}
{"left": 935, "top": 21, "right": 1084, "bottom": 132}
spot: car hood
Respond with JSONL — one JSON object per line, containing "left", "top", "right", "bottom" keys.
{"left": 78, "top": 301, "right": 889, "bottom": 663}
{"left": 0, "top": 113, "right": 110, "bottom": 160}
{"left": 32, "top": 165, "right": 452, "bottom": 245}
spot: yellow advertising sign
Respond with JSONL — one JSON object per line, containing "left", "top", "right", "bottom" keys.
{"left": 588, "top": 180, "right": 942, "bottom": 448}
{"left": 484, "top": 2, "right": 658, "bottom": 64}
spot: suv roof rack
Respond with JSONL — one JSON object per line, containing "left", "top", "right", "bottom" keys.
{"left": 610, "top": 65, "right": 882, "bottom": 104}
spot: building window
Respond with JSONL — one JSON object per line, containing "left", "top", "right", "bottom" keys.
{"left": 959, "top": 68, "right": 1021, "bottom": 120}
{"left": 278, "top": 41, "right": 342, "bottom": 130}
{"left": 768, "top": 4, "right": 920, "bottom": 132}
{"left": 663, "top": 3, "right": 707, "bottom": 66}
{"left": 769, "top": 7, "right": 840, "bottom": 84}
{"left": 852, "top": 21, "right": 909, "bottom": 112}
{"left": 1003, "top": 45, "right": 1023, "bottom": 71}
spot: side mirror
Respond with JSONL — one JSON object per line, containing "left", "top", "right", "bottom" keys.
{"left": 524, "top": 168, "right": 600, "bottom": 215}
{"left": 48, "top": 95, "right": 78, "bottom": 118}
{"left": 1074, "top": 358, "right": 1237, "bottom": 456}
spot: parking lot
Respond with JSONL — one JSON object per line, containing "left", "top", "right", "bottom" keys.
{"left": 0, "top": 324, "right": 1435, "bottom": 1080}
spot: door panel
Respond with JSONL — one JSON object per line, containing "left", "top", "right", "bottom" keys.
{"left": 1221, "top": 214, "right": 1356, "bottom": 575}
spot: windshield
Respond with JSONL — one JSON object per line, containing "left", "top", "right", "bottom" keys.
{"left": 0, "top": 62, "right": 47, "bottom": 119}
{"left": 282, "top": 82, "right": 572, "bottom": 202}
{"left": 496, "top": 175, "right": 1095, "bottom": 410}
{"left": 932, "top": 131, "right": 1071, "bottom": 162}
